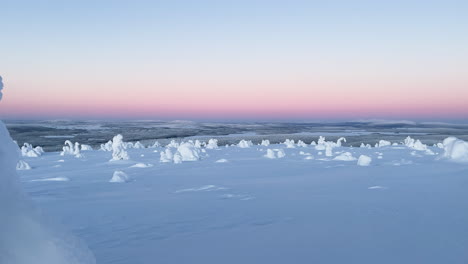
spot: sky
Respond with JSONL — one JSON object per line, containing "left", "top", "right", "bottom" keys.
{"left": 0, "top": 0, "right": 467, "bottom": 121}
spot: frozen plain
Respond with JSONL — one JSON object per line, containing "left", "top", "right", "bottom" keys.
{"left": 15, "top": 136, "right": 468, "bottom": 264}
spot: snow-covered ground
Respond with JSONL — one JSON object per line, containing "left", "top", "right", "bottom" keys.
{"left": 15, "top": 136, "right": 468, "bottom": 264}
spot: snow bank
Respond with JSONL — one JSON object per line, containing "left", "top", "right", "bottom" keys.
{"left": 110, "top": 135, "right": 130, "bottom": 161}
{"left": 0, "top": 76, "right": 96, "bottom": 263}
{"left": 357, "top": 155, "right": 372, "bottom": 166}
{"left": 333, "top": 152, "right": 357, "bottom": 161}
{"left": 238, "top": 140, "right": 253, "bottom": 148}
{"left": 442, "top": 137, "right": 468, "bottom": 163}
{"left": 109, "top": 170, "right": 131, "bottom": 183}
{"left": 16, "top": 160, "right": 31, "bottom": 170}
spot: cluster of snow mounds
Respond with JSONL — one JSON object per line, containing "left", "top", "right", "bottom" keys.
{"left": 260, "top": 140, "right": 270, "bottom": 146}
{"left": 333, "top": 152, "right": 357, "bottom": 161}
{"left": 442, "top": 137, "right": 468, "bottom": 163}
{"left": 360, "top": 143, "right": 372, "bottom": 149}
{"left": 21, "top": 143, "right": 44, "bottom": 157}
{"left": 160, "top": 141, "right": 201, "bottom": 164}
{"left": 110, "top": 134, "right": 130, "bottom": 161}
{"left": 16, "top": 160, "right": 32, "bottom": 170}
{"left": 238, "top": 140, "right": 253, "bottom": 148}
{"left": 264, "top": 149, "right": 286, "bottom": 159}
{"left": 110, "top": 170, "right": 132, "bottom": 183}
{"left": 206, "top": 139, "right": 219, "bottom": 149}
{"left": 283, "top": 139, "right": 296, "bottom": 148}
{"left": 0, "top": 76, "right": 96, "bottom": 263}
{"left": 133, "top": 141, "right": 145, "bottom": 149}
{"left": 357, "top": 155, "right": 372, "bottom": 166}
{"left": 314, "top": 137, "right": 346, "bottom": 156}
{"left": 60, "top": 140, "right": 83, "bottom": 158}
{"left": 101, "top": 136, "right": 145, "bottom": 152}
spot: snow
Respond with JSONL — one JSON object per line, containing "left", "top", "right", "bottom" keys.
{"left": 60, "top": 140, "right": 83, "bottom": 158}
{"left": 0, "top": 76, "right": 95, "bottom": 264}
{"left": 333, "top": 152, "right": 357, "bottom": 161}
{"left": 206, "top": 139, "right": 219, "bottom": 149}
{"left": 109, "top": 170, "right": 131, "bottom": 183}
{"left": 175, "top": 142, "right": 201, "bottom": 162}
{"left": 237, "top": 140, "right": 253, "bottom": 148}
{"left": 110, "top": 134, "right": 130, "bottom": 161}
{"left": 264, "top": 149, "right": 286, "bottom": 159}
{"left": 261, "top": 139, "right": 270, "bottom": 146}
{"left": 21, "top": 143, "right": 43, "bottom": 157}
{"left": 130, "top": 163, "right": 153, "bottom": 168}
{"left": 16, "top": 160, "right": 32, "bottom": 170}
{"left": 357, "top": 155, "right": 372, "bottom": 166}
{"left": 81, "top": 144, "right": 93, "bottom": 151}
{"left": 376, "top": 140, "right": 391, "bottom": 147}
{"left": 283, "top": 139, "right": 296, "bottom": 148}
{"left": 442, "top": 137, "right": 468, "bottom": 163}
{"left": 215, "top": 159, "right": 229, "bottom": 163}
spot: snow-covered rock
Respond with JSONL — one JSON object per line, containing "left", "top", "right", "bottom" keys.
{"left": 16, "top": 160, "right": 31, "bottom": 170}
{"left": 110, "top": 170, "right": 131, "bottom": 183}
{"left": 442, "top": 137, "right": 468, "bottom": 163}
{"left": 357, "top": 155, "right": 372, "bottom": 166}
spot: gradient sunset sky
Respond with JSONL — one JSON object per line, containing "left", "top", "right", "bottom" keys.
{"left": 0, "top": 0, "right": 467, "bottom": 121}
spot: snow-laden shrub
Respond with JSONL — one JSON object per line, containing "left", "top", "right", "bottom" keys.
{"left": 60, "top": 140, "right": 83, "bottom": 158}
{"left": 360, "top": 143, "right": 372, "bottom": 149}
{"left": 16, "top": 160, "right": 31, "bottom": 170}
{"left": 283, "top": 139, "right": 296, "bottom": 148}
{"left": 21, "top": 143, "right": 43, "bottom": 157}
{"left": 206, "top": 139, "right": 219, "bottom": 149}
{"left": 264, "top": 149, "right": 286, "bottom": 159}
{"left": 151, "top": 141, "right": 161, "bottom": 148}
{"left": 100, "top": 140, "right": 113, "bottom": 151}
{"left": 260, "top": 140, "right": 270, "bottom": 146}
{"left": 335, "top": 137, "right": 346, "bottom": 147}
{"left": 133, "top": 141, "right": 145, "bottom": 149}
{"left": 194, "top": 140, "right": 203, "bottom": 148}
{"left": 110, "top": 134, "right": 129, "bottom": 161}
{"left": 166, "top": 140, "right": 180, "bottom": 148}
{"left": 333, "top": 152, "right": 357, "bottom": 161}
{"left": 310, "top": 141, "right": 317, "bottom": 146}
{"left": 238, "top": 140, "right": 253, "bottom": 148}
{"left": 442, "top": 137, "right": 468, "bottom": 163}
{"left": 81, "top": 144, "right": 93, "bottom": 151}
{"left": 176, "top": 142, "right": 200, "bottom": 162}
{"left": 357, "top": 155, "right": 372, "bottom": 166}
{"left": 173, "top": 153, "right": 183, "bottom": 164}
{"left": 376, "top": 140, "right": 391, "bottom": 148}
{"left": 404, "top": 136, "right": 434, "bottom": 155}
{"left": 160, "top": 148, "right": 173, "bottom": 162}
{"left": 109, "top": 170, "right": 131, "bottom": 183}
{"left": 297, "top": 140, "right": 307, "bottom": 147}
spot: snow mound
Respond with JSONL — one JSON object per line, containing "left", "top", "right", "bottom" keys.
{"left": 21, "top": 143, "right": 43, "bottom": 157}
{"left": 133, "top": 141, "right": 145, "bottom": 149}
{"left": 357, "top": 155, "right": 372, "bottom": 166}
{"left": 297, "top": 140, "right": 307, "bottom": 147}
{"left": 110, "top": 135, "right": 130, "bottom": 161}
{"left": 81, "top": 144, "right": 93, "bottom": 151}
{"left": 283, "top": 139, "right": 296, "bottom": 148}
{"left": 264, "top": 149, "right": 286, "bottom": 159}
{"left": 176, "top": 142, "right": 201, "bottom": 162}
{"left": 333, "top": 152, "right": 357, "bottom": 161}
{"left": 376, "top": 140, "right": 391, "bottom": 148}
{"left": 130, "top": 163, "right": 153, "bottom": 168}
{"left": 110, "top": 170, "right": 131, "bottom": 183}
{"left": 206, "top": 139, "right": 219, "bottom": 149}
{"left": 238, "top": 140, "right": 253, "bottom": 148}
{"left": 160, "top": 148, "right": 174, "bottom": 163}
{"left": 215, "top": 159, "right": 229, "bottom": 163}
{"left": 166, "top": 140, "right": 180, "bottom": 148}
{"left": 31, "top": 177, "right": 70, "bottom": 182}
{"left": 16, "top": 160, "right": 31, "bottom": 170}
{"left": 261, "top": 140, "right": 270, "bottom": 146}
{"left": 442, "top": 137, "right": 468, "bottom": 163}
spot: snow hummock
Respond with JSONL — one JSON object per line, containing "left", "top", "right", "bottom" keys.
{"left": 110, "top": 134, "right": 130, "bottom": 161}
{"left": 333, "top": 152, "right": 357, "bottom": 161}
{"left": 215, "top": 159, "right": 229, "bottom": 163}
{"left": 357, "top": 155, "right": 372, "bottom": 166}
{"left": 130, "top": 163, "right": 153, "bottom": 168}
{"left": 260, "top": 140, "right": 270, "bottom": 146}
{"left": 442, "top": 137, "right": 468, "bottom": 163}
{"left": 206, "top": 139, "right": 219, "bottom": 149}
{"left": 110, "top": 170, "right": 131, "bottom": 183}
{"left": 16, "top": 160, "right": 32, "bottom": 170}
{"left": 238, "top": 140, "right": 253, "bottom": 148}
{"left": 21, "top": 143, "right": 43, "bottom": 157}
{"left": 176, "top": 142, "right": 201, "bottom": 162}
{"left": 81, "top": 144, "right": 93, "bottom": 151}
{"left": 376, "top": 140, "right": 391, "bottom": 148}
{"left": 264, "top": 149, "right": 286, "bottom": 159}
{"left": 160, "top": 148, "right": 174, "bottom": 163}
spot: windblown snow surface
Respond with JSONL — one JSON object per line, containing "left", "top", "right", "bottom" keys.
{"left": 13, "top": 134, "right": 468, "bottom": 264}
